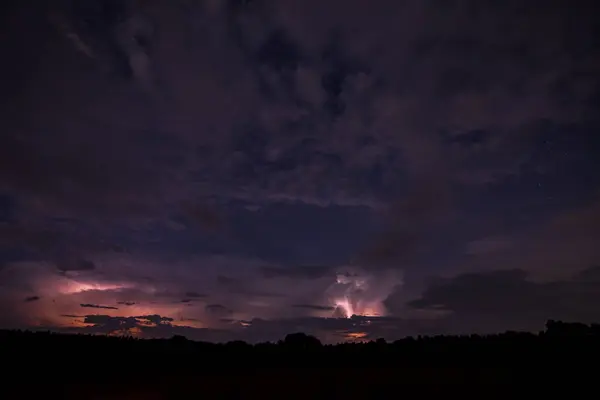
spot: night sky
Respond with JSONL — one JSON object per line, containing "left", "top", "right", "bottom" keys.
{"left": 1, "top": 0, "right": 600, "bottom": 343}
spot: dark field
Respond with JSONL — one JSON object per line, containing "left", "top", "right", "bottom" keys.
{"left": 3, "top": 320, "right": 598, "bottom": 398}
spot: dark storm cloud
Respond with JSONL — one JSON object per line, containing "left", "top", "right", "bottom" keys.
{"left": 136, "top": 315, "right": 174, "bottom": 325}
{"left": 24, "top": 296, "right": 40, "bottom": 302}
{"left": 3, "top": 0, "right": 599, "bottom": 213}
{"left": 444, "top": 196, "right": 600, "bottom": 280}
{"left": 292, "top": 304, "right": 335, "bottom": 311}
{"left": 0, "top": 194, "right": 17, "bottom": 223}
{"left": 1, "top": 0, "right": 600, "bottom": 340}
{"left": 225, "top": 203, "right": 378, "bottom": 265}
{"left": 260, "top": 265, "right": 334, "bottom": 280}
{"left": 3, "top": 0, "right": 596, "bottom": 224}
{"left": 216, "top": 275, "right": 238, "bottom": 286}
{"left": 205, "top": 304, "right": 233, "bottom": 316}
{"left": 213, "top": 272, "right": 284, "bottom": 298}
{"left": 184, "top": 291, "right": 207, "bottom": 299}
{"left": 0, "top": 124, "right": 169, "bottom": 218}
{"left": 357, "top": 178, "right": 455, "bottom": 270}
{"left": 80, "top": 303, "right": 119, "bottom": 310}
{"left": 180, "top": 202, "right": 224, "bottom": 231}
{"left": 405, "top": 266, "right": 600, "bottom": 333}
{"left": 57, "top": 259, "right": 96, "bottom": 272}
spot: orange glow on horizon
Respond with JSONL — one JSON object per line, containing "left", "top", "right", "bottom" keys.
{"left": 345, "top": 332, "right": 368, "bottom": 340}
{"left": 106, "top": 326, "right": 143, "bottom": 337}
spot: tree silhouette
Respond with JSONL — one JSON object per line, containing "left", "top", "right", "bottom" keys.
{"left": 283, "top": 332, "right": 322, "bottom": 349}
{"left": 2, "top": 319, "right": 600, "bottom": 398}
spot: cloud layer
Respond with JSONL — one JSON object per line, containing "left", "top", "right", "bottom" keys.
{"left": 1, "top": 0, "right": 599, "bottom": 342}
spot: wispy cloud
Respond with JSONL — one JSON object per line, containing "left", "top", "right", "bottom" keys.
{"left": 80, "top": 303, "right": 119, "bottom": 310}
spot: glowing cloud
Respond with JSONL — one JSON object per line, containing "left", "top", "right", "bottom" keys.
{"left": 57, "top": 280, "right": 133, "bottom": 295}
{"left": 334, "top": 296, "right": 355, "bottom": 318}
{"left": 327, "top": 266, "right": 403, "bottom": 318}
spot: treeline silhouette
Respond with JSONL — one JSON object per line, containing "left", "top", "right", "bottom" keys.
{"left": 2, "top": 320, "right": 599, "bottom": 397}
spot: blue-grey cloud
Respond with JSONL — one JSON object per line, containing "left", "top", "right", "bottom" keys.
{"left": 404, "top": 265, "right": 600, "bottom": 333}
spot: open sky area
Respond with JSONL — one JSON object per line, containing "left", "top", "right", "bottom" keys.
{"left": 1, "top": 0, "right": 600, "bottom": 343}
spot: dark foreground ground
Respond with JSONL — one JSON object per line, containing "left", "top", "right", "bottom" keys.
{"left": 2, "top": 320, "right": 599, "bottom": 398}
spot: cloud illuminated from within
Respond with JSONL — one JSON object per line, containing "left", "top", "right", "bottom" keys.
{"left": 326, "top": 266, "right": 403, "bottom": 318}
